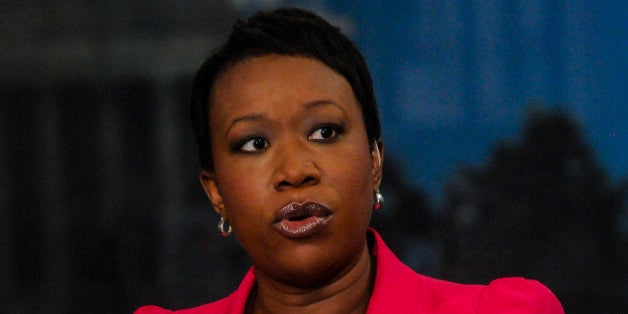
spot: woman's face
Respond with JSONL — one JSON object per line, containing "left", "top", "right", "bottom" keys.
{"left": 200, "top": 55, "right": 382, "bottom": 287}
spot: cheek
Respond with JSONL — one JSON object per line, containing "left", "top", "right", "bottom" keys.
{"left": 330, "top": 149, "right": 374, "bottom": 205}
{"left": 215, "top": 163, "right": 269, "bottom": 223}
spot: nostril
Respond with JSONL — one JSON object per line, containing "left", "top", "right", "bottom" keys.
{"left": 273, "top": 164, "right": 321, "bottom": 190}
{"left": 277, "top": 176, "right": 317, "bottom": 189}
{"left": 278, "top": 180, "right": 293, "bottom": 188}
{"left": 301, "top": 176, "right": 317, "bottom": 186}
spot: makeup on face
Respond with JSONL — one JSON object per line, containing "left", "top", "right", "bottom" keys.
{"left": 204, "top": 55, "right": 376, "bottom": 284}
{"left": 273, "top": 201, "right": 333, "bottom": 239}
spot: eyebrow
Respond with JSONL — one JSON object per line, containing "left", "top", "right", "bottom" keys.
{"left": 224, "top": 99, "right": 347, "bottom": 137}
{"left": 225, "top": 113, "right": 266, "bottom": 138}
{"left": 304, "top": 99, "right": 347, "bottom": 114}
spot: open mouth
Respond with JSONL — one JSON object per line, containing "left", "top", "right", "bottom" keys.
{"left": 273, "top": 202, "right": 332, "bottom": 239}
{"left": 288, "top": 215, "right": 311, "bottom": 221}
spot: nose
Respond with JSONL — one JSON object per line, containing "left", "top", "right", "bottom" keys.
{"left": 272, "top": 140, "right": 321, "bottom": 191}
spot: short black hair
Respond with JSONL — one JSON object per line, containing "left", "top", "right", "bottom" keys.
{"left": 191, "top": 7, "right": 381, "bottom": 170}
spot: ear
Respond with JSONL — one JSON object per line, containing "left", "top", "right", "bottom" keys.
{"left": 371, "top": 139, "right": 384, "bottom": 192}
{"left": 199, "top": 169, "right": 226, "bottom": 217}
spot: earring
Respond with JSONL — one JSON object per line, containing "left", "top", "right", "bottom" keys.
{"left": 217, "top": 217, "right": 233, "bottom": 237}
{"left": 373, "top": 191, "right": 384, "bottom": 211}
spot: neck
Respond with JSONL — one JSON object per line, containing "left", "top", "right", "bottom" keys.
{"left": 247, "top": 243, "right": 374, "bottom": 314}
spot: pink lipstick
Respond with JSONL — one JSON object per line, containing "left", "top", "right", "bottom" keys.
{"left": 273, "top": 202, "right": 332, "bottom": 239}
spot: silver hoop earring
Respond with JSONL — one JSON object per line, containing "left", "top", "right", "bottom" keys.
{"left": 217, "top": 217, "right": 232, "bottom": 237}
{"left": 373, "top": 191, "right": 384, "bottom": 211}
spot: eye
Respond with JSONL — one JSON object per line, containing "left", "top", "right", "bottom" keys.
{"left": 236, "top": 136, "right": 269, "bottom": 153}
{"left": 308, "top": 125, "right": 342, "bottom": 142}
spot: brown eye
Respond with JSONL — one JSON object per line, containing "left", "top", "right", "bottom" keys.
{"left": 238, "top": 137, "right": 268, "bottom": 153}
{"left": 308, "top": 125, "right": 342, "bottom": 142}
{"left": 320, "top": 127, "right": 334, "bottom": 138}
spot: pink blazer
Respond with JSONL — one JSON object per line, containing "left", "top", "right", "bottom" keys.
{"left": 136, "top": 229, "right": 564, "bottom": 313}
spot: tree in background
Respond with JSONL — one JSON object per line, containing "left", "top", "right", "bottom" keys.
{"left": 440, "top": 107, "right": 626, "bottom": 313}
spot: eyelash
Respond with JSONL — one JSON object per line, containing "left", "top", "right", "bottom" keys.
{"left": 232, "top": 135, "right": 268, "bottom": 154}
{"left": 231, "top": 124, "right": 345, "bottom": 154}
{"left": 308, "top": 124, "right": 344, "bottom": 142}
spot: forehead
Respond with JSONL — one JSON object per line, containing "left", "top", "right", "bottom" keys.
{"left": 209, "top": 55, "right": 359, "bottom": 118}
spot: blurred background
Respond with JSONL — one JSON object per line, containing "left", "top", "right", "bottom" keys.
{"left": 1, "top": 0, "right": 625, "bottom": 313}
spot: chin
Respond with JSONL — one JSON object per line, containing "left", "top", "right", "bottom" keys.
{"left": 261, "top": 239, "right": 359, "bottom": 288}
{"left": 273, "top": 258, "right": 342, "bottom": 289}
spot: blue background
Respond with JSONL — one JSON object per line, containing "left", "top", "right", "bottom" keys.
{"left": 312, "top": 0, "right": 626, "bottom": 202}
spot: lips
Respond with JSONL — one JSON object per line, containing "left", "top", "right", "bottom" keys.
{"left": 273, "top": 201, "right": 332, "bottom": 239}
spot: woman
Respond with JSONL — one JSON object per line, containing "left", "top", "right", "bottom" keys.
{"left": 137, "top": 8, "right": 563, "bottom": 313}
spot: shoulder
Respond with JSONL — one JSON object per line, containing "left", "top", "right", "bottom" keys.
{"left": 477, "top": 277, "right": 564, "bottom": 314}
{"left": 367, "top": 229, "right": 563, "bottom": 313}
{"left": 134, "top": 305, "right": 174, "bottom": 314}
{"left": 135, "top": 305, "right": 169, "bottom": 314}
{"left": 388, "top": 274, "right": 564, "bottom": 313}
{"left": 416, "top": 276, "right": 564, "bottom": 314}
{"left": 134, "top": 268, "right": 255, "bottom": 314}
